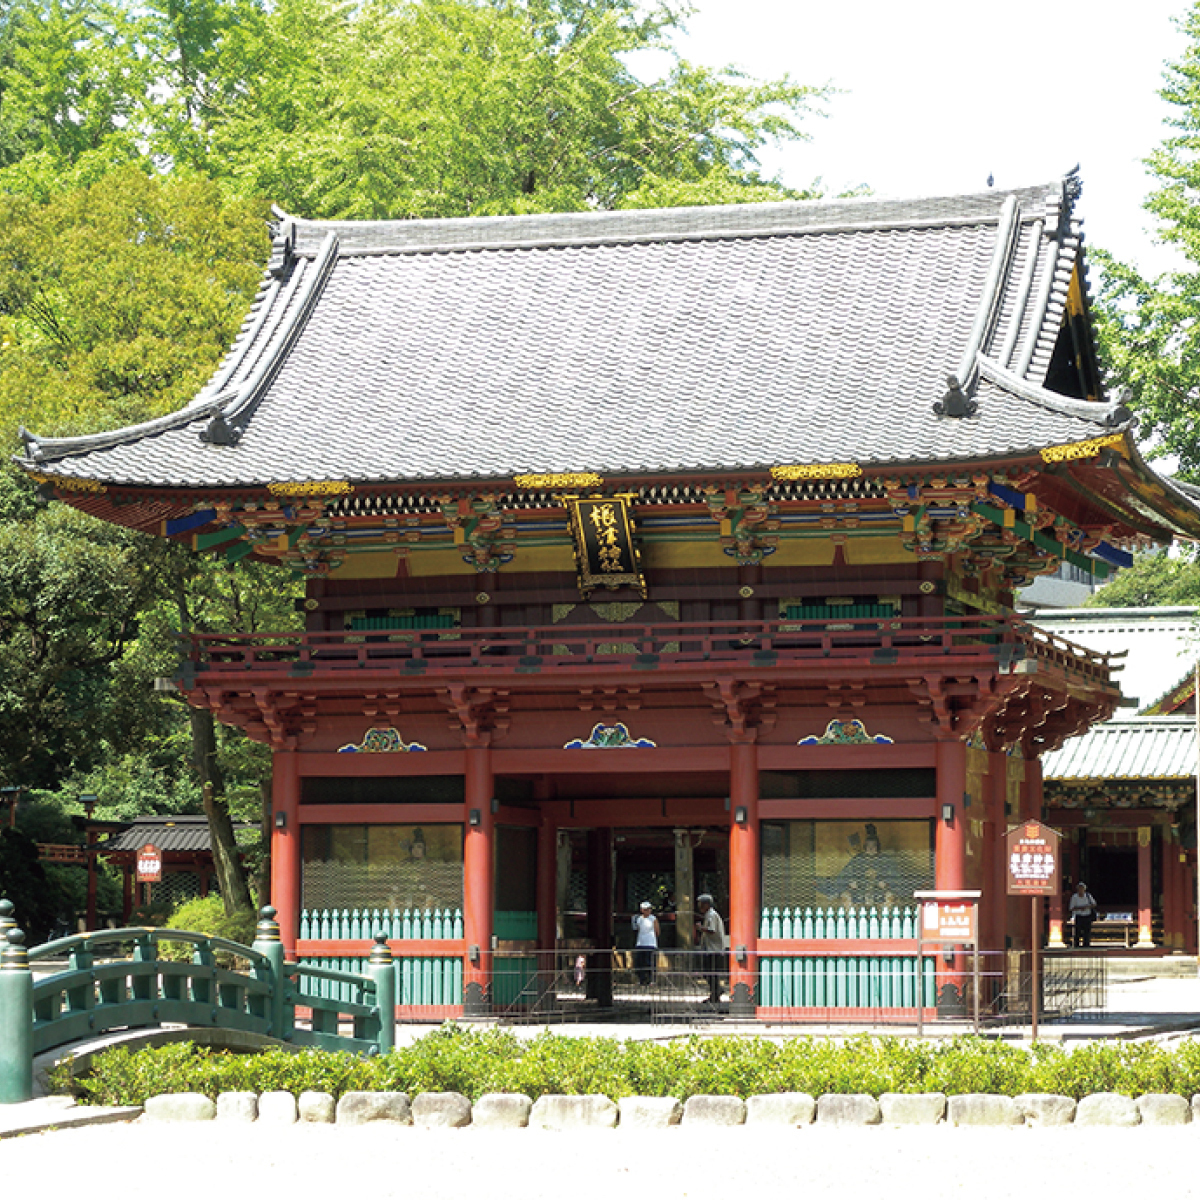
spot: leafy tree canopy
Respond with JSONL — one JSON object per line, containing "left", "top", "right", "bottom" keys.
{"left": 1093, "top": 2, "right": 1200, "bottom": 481}
{"left": 1085, "top": 548, "right": 1200, "bottom": 609}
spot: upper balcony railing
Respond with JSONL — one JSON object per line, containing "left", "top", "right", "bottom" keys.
{"left": 178, "top": 614, "right": 1115, "bottom": 686}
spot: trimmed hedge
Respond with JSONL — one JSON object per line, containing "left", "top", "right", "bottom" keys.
{"left": 57, "top": 1029, "right": 1200, "bottom": 1108}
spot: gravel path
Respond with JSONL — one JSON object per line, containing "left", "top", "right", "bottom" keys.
{"left": 2, "top": 1122, "right": 1198, "bottom": 1199}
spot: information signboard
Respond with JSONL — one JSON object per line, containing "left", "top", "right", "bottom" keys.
{"left": 1005, "top": 820, "right": 1062, "bottom": 897}
{"left": 920, "top": 899, "right": 978, "bottom": 943}
{"left": 136, "top": 842, "right": 162, "bottom": 883}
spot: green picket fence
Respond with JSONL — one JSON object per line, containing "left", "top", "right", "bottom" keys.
{"left": 298, "top": 908, "right": 535, "bottom": 1008}
{"left": 300, "top": 906, "right": 463, "bottom": 940}
{"left": 758, "top": 905, "right": 917, "bottom": 940}
{"left": 757, "top": 905, "right": 933, "bottom": 1010}
{"left": 757, "top": 953, "right": 936, "bottom": 1009}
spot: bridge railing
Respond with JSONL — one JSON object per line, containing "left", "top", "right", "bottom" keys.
{"left": 0, "top": 901, "right": 396, "bottom": 1105}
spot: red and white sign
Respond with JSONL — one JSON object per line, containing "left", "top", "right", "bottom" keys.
{"left": 1005, "top": 820, "right": 1061, "bottom": 896}
{"left": 136, "top": 843, "right": 162, "bottom": 882}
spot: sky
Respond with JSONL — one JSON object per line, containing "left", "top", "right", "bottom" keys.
{"left": 676, "top": 0, "right": 1192, "bottom": 278}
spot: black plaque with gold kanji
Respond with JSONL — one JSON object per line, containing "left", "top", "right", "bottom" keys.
{"left": 567, "top": 497, "right": 645, "bottom": 596}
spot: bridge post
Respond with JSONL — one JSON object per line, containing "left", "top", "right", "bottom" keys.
{"left": 367, "top": 933, "right": 395, "bottom": 1055}
{"left": 0, "top": 925, "right": 33, "bottom": 1103}
{"left": 252, "top": 907, "right": 288, "bottom": 1040}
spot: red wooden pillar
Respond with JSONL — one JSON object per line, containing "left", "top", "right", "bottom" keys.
{"left": 463, "top": 746, "right": 494, "bottom": 1015}
{"left": 935, "top": 738, "right": 967, "bottom": 1011}
{"left": 270, "top": 749, "right": 302, "bottom": 957}
{"left": 121, "top": 864, "right": 133, "bottom": 924}
{"left": 935, "top": 739, "right": 967, "bottom": 891}
{"left": 986, "top": 751, "right": 1008, "bottom": 953}
{"left": 1136, "top": 826, "right": 1155, "bottom": 948}
{"left": 1162, "top": 833, "right": 1179, "bottom": 951}
{"left": 728, "top": 739, "right": 760, "bottom": 1016}
{"left": 1180, "top": 854, "right": 1190, "bottom": 955}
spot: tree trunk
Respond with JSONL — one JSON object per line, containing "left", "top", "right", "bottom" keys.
{"left": 189, "top": 705, "right": 253, "bottom": 916}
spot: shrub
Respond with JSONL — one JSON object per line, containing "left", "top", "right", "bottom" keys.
{"left": 61, "top": 1028, "right": 1200, "bottom": 1108}
{"left": 157, "top": 895, "right": 257, "bottom": 965}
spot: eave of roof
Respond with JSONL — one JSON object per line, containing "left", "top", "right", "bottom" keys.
{"left": 13, "top": 177, "right": 1186, "bottom": 545}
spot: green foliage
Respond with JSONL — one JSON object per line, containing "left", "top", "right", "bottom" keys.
{"left": 62, "top": 1028, "right": 1200, "bottom": 1107}
{"left": 0, "top": 825, "right": 62, "bottom": 940}
{"left": 184, "top": 0, "right": 826, "bottom": 218}
{"left": 0, "top": 169, "right": 269, "bottom": 445}
{"left": 1085, "top": 547, "right": 1200, "bottom": 608}
{"left": 1091, "top": 2, "right": 1200, "bottom": 480}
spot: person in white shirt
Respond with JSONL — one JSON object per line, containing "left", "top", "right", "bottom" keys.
{"left": 1068, "top": 881, "right": 1097, "bottom": 947}
{"left": 632, "top": 900, "right": 660, "bottom": 986}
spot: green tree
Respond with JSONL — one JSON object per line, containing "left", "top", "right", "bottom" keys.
{"left": 1092, "top": 2, "right": 1200, "bottom": 481}
{"left": 1085, "top": 548, "right": 1200, "bottom": 608}
{"left": 0, "top": 167, "right": 269, "bottom": 444}
{"left": 203, "top": 0, "right": 825, "bottom": 218}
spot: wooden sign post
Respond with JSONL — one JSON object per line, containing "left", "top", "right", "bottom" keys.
{"left": 913, "top": 889, "right": 982, "bottom": 1036}
{"left": 1005, "top": 819, "right": 1062, "bottom": 1040}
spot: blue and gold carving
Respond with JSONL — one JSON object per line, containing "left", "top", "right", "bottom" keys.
{"left": 798, "top": 719, "right": 893, "bottom": 746}
{"left": 564, "top": 722, "right": 656, "bottom": 750}
{"left": 338, "top": 726, "right": 428, "bottom": 753}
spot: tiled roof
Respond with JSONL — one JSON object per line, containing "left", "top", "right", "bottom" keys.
{"left": 102, "top": 815, "right": 256, "bottom": 854}
{"left": 17, "top": 179, "right": 1134, "bottom": 488}
{"left": 1042, "top": 716, "right": 1197, "bottom": 781}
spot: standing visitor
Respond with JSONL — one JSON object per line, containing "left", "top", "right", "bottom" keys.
{"left": 1069, "top": 881, "right": 1097, "bottom": 947}
{"left": 632, "top": 900, "right": 660, "bottom": 986}
{"left": 695, "top": 893, "right": 725, "bottom": 1004}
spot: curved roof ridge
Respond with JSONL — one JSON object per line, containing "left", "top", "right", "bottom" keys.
{"left": 956, "top": 194, "right": 1020, "bottom": 387}
{"left": 16, "top": 232, "right": 340, "bottom": 465}
{"left": 976, "top": 356, "right": 1124, "bottom": 425}
{"left": 19, "top": 395, "right": 226, "bottom": 463}
{"left": 273, "top": 180, "right": 1068, "bottom": 258}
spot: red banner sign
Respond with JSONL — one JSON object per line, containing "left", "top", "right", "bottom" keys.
{"left": 136, "top": 843, "right": 162, "bottom": 883}
{"left": 1005, "top": 820, "right": 1061, "bottom": 896}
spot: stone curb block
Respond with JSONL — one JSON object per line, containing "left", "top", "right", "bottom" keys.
{"left": 299, "top": 1091, "right": 336, "bottom": 1124}
{"left": 946, "top": 1095, "right": 1021, "bottom": 1126}
{"left": 258, "top": 1090, "right": 298, "bottom": 1124}
{"left": 618, "top": 1096, "right": 682, "bottom": 1128}
{"left": 745, "top": 1093, "right": 815, "bottom": 1126}
{"left": 473, "top": 1093, "right": 532, "bottom": 1129}
{"left": 144, "top": 1093, "right": 216, "bottom": 1122}
{"left": 1014, "top": 1094, "right": 1075, "bottom": 1127}
{"left": 816, "top": 1094, "right": 881, "bottom": 1126}
{"left": 530, "top": 1094, "right": 618, "bottom": 1130}
{"left": 1137, "top": 1094, "right": 1191, "bottom": 1126}
{"left": 682, "top": 1095, "right": 746, "bottom": 1126}
{"left": 336, "top": 1091, "right": 412, "bottom": 1126}
{"left": 1077, "top": 1093, "right": 1141, "bottom": 1126}
{"left": 412, "top": 1091, "right": 473, "bottom": 1128}
{"left": 1076, "top": 1093, "right": 1140, "bottom": 1127}
{"left": 879, "top": 1093, "right": 946, "bottom": 1125}
{"left": 216, "top": 1092, "right": 258, "bottom": 1123}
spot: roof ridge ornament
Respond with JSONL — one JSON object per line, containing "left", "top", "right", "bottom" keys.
{"left": 933, "top": 374, "right": 977, "bottom": 419}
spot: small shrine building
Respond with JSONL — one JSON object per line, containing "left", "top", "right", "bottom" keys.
{"left": 17, "top": 176, "right": 1200, "bottom": 1019}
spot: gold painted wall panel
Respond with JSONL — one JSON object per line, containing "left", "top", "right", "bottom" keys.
{"left": 843, "top": 536, "right": 916, "bottom": 565}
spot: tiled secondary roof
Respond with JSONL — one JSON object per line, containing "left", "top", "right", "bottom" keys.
{"left": 17, "top": 178, "right": 1135, "bottom": 488}
{"left": 102, "top": 815, "right": 257, "bottom": 853}
{"left": 1042, "top": 717, "right": 1197, "bottom": 781}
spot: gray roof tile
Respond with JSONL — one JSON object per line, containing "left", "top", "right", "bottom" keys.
{"left": 18, "top": 181, "right": 1133, "bottom": 488}
{"left": 1043, "top": 717, "right": 1198, "bottom": 781}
